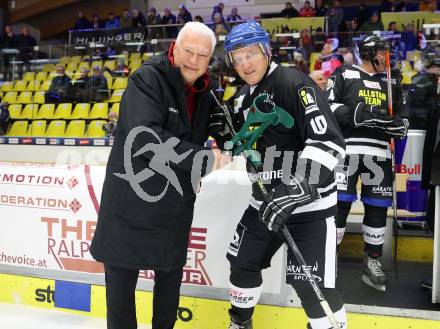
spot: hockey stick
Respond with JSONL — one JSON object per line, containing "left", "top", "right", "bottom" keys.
{"left": 385, "top": 50, "right": 399, "bottom": 277}
{"left": 210, "top": 90, "right": 342, "bottom": 329}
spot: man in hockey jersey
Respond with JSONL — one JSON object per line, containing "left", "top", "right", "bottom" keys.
{"left": 326, "top": 34, "right": 409, "bottom": 291}
{"left": 223, "top": 21, "right": 347, "bottom": 329}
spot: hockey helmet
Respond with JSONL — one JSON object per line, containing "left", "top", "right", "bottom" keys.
{"left": 359, "top": 34, "right": 390, "bottom": 62}
{"left": 224, "top": 21, "right": 270, "bottom": 66}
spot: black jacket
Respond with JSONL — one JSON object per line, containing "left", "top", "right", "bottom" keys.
{"left": 90, "top": 53, "right": 218, "bottom": 270}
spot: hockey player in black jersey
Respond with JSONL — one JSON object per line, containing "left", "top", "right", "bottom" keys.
{"left": 223, "top": 21, "right": 347, "bottom": 329}
{"left": 326, "top": 34, "right": 409, "bottom": 291}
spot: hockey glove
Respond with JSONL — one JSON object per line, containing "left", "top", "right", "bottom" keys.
{"left": 382, "top": 117, "right": 409, "bottom": 139}
{"left": 353, "top": 103, "right": 394, "bottom": 129}
{"left": 208, "top": 111, "right": 232, "bottom": 148}
{"left": 258, "top": 176, "right": 319, "bottom": 233}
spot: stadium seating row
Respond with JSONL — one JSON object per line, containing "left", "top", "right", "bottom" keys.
{"left": 7, "top": 119, "right": 107, "bottom": 138}
{"left": 1, "top": 77, "right": 128, "bottom": 91}
{"left": 8, "top": 102, "right": 119, "bottom": 120}
{"left": 0, "top": 89, "right": 124, "bottom": 104}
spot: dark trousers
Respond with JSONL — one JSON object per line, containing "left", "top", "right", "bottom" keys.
{"left": 104, "top": 264, "right": 184, "bottom": 329}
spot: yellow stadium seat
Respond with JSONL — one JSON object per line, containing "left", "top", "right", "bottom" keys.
{"left": 91, "top": 61, "right": 102, "bottom": 69}
{"left": 1, "top": 81, "right": 14, "bottom": 92}
{"left": 402, "top": 71, "right": 416, "bottom": 85}
{"left": 104, "top": 60, "right": 116, "bottom": 70}
{"left": 86, "top": 120, "right": 107, "bottom": 138}
{"left": 35, "top": 104, "right": 55, "bottom": 119}
{"left": 65, "top": 62, "right": 78, "bottom": 72}
{"left": 35, "top": 71, "right": 48, "bottom": 81}
{"left": 23, "top": 72, "right": 35, "bottom": 82}
{"left": 40, "top": 80, "right": 52, "bottom": 92}
{"left": 42, "top": 64, "right": 55, "bottom": 72}
{"left": 33, "top": 91, "right": 45, "bottom": 104}
{"left": 59, "top": 56, "right": 71, "bottom": 64}
{"left": 3, "top": 91, "right": 17, "bottom": 103}
{"left": 71, "top": 55, "right": 82, "bottom": 63}
{"left": 65, "top": 120, "right": 86, "bottom": 138}
{"left": 71, "top": 103, "right": 90, "bottom": 119}
{"left": 8, "top": 104, "right": 22, "bottom": 119}
{"left": 26, "top": 80, "right": 41, "bottom": 92}
{"left": 53, "top": 103, "right": 72, "bottom": 119}
{"left": 112, "top": 77, "right": 127, "bottom": 90}
{"left": 110, "top": 102, "right": 120, "bottom": 115}
{"left": 45, "top": 120, "right": 66, "bottom": 137}
{"left": 7, "top": 120, "right": 28, "bottom": 136}
{"left": 28, "top": 120, "right": 47, "bottom": 137}
{"left": 106, "top": 77, "right": 113, "bottom": 89}
{"left": 16, "top": 91, "right": 33, "bottom": 104}
{"left": 82, "top": 55, "right": 91, "bottom": 62}
{"left": 13, "top": 80, "right": 28, "bottom": 92}
{"left": 90, "top": 102, "right": 108, "bottom": 119}
{"left": 78, "top": 62, "right": 90, "bottom": 70}
{"left": 129, "top": 52, "right": 141, "bottom": 62}
{"left": 129, "top": 59, "right": 142, "bottom": 69}
{"left": 107, "top": 89, "right": 125, "bottom": 103}
{"left": 20, "top": 104, "right": 38, "bottom": 119}
{"left": 129, "top": 64, "right": 141, "bottom": 75}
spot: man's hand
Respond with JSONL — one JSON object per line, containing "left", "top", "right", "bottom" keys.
{"left": 258, "top": 176, "right": 319, "bottom": 232}
{"left": 212, "top": 148, "right": 232, "bottom": 171}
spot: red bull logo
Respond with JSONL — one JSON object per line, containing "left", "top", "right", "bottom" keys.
{"left": 396, "top": 163, "right": 421, "bottom": 175}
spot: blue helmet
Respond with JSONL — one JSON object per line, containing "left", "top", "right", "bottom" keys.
{"left": 224, "top": 21, "right": 270, "bottom": 54}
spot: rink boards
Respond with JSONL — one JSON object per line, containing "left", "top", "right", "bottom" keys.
{"left": 0, "top": 273, "right": 439, "bottom": 329}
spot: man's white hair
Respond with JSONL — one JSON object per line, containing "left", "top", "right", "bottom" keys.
{"left": 176, "top": 22, "right": 217, "bottom": 55}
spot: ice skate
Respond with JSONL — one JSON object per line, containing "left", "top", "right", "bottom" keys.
{"left": 362, "top": 255, "right": 388, "bottom": 291}
{"left": 228, "top": 310, "right": 253, "bottom": 329}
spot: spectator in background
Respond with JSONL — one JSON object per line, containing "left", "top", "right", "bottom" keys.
{"left": 420, "top": 0, "right": 437, "bottom": 11}
{"left": 379, "top": 0, "right": 392, "bottom": 13}
{"left": 161, "top": 8, "right": 177, "bottom": 38}
{"left": 146, "top": 7, "right": 162, "bottom": 39}
{"left": 120, "top": 8, "right": 132, "bottom": 28}
{"left": 388, "top": 21, "right": 398, "bottom": 32}
{"left": 314, "top": 40, "right": 343, "bottom": 77}
{"left": 70, "top": 67, "right": 91, "bottom": 102}
{"left": 178, "top": 4, "right": 193, "bottom": 24}
{"left": 103, "top": 57, "right": 129, "bottom": 77}
{"left": 211, "top": 5, "right": 225, "bottom": 22}
{"left": 211, "top": 12, "right": 229, "bottom": 36}
{"left": 91, "top": 14, "right": 103, "bottom": 29}
{"left": 356, "top": 4, "right": 370, "bottom": 29}
{"left": 314, "top": 0, "right": 327, "bottom": 17}
{"left": 299, "top": 1, "right": 316, "bottom": 17}
{"left": 400, "top": 22, "right": 418, "bottom": 58}
{"left": 396, "top": 0, "right": 417, "bottom": 11}
{"left": 360, "top": 11, "right": 384, "bottom": 32}
{"left": 281, "top": 2, "right": 299, "bottom": 18}
{"left": 293, "top": 51, "right": 309, "bottom": 74}
{"left": 89, "top": 65, "right": 109, "bottom": 102}
{"left": 226, "top": 7, "right": 242, "bottom": 22}
{"left": 194, "top": 15, "right": 204, "bottom": 23}
{"left": 299, "top": 28, "right": 312, "bottom": 59}
{"left": 0, "top": 25, "right": 16, "bottom": 80}
{"left": 309, "top": 70, "right": 327, "bottom": 91}
{"left": 105, "top": 12, "right": 120, "bottom": 29}
{"left": 132, "top": 9, "right": 146, "bottom": 27}
{"left": 0, "top": 99, "right": 9, "bottom": 135}
{"left": 311, "top": 27, "right": 327, "bottom": 52}
{"left": 103, "top": 111, "right": 118, "bottom": 137}
{"left": 16, "top": 26, "right": 36, "bottom": 71}
{"left": 45, "top": 65, "right": 71, "bottom": 104}
{"left": 73, "top": 11, "right": 91, "bottom": 30}
{"left": 327, "top": 0, "right": 344, "bottom": 36}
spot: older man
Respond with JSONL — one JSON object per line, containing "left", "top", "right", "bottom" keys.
{"left": 309, "top": 70, "right": 327, "bottom": 91}
{"left": 90, "top": 22, "right": 229, "bottom": 329}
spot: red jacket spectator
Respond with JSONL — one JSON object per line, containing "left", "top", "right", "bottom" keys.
{"left": 299, "top": 1, "right": 316, "bottom": 17}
